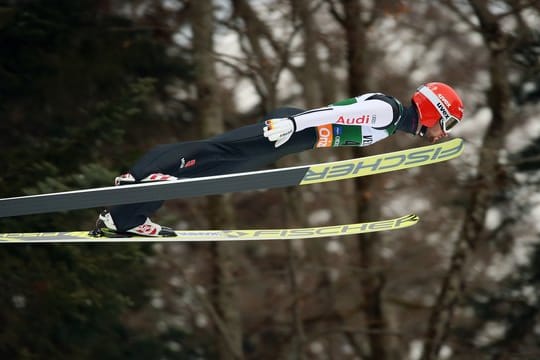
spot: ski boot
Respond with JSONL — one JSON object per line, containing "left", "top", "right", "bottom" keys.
{"left": 89, "top": 210, "right": 176, "bottom": 238}
{"left": 114, "top": 172, "right": 179, "bottom": 186}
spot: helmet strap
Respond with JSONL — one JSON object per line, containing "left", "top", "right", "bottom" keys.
{"left": 418, "top": 125, "right": 427, "bottom": 137}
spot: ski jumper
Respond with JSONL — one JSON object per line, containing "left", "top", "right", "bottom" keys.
{"left": 110, "top": 93, "right": 414, "bottom": 231}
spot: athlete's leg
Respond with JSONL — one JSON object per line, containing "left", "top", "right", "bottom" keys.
{"left": 108, "top": 108, "right": 315, "bottom": 231}
{"left": 109, "top": 141, "right": 226, "bottom": 231}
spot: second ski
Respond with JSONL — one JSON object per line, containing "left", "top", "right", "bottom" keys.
{"left": 0, "top": 214, "right": 419, "bottom": 243}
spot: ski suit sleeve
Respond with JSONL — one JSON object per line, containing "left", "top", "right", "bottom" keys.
{"left": 293, "top": 93, "right": 397, "bottom": 132}
{"left": 294, "top": 94, "right": 404, "bottom": 148}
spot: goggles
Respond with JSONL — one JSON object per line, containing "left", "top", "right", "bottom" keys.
{"left": 418, "top": 85, "right": 461, "bottom": 133}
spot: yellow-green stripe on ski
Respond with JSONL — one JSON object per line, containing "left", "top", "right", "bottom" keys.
{"left": 0, "top": 214, "right": 419, "bottom": 243}
{"left": 301, "top": 137, "right": 463, "bottom": 184}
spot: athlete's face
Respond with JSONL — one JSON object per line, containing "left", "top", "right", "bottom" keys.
{"left": 417, "top": 120, "right": 448, "bottom": 143}
{"left": 425, "top": 121, "right": 448, "bottom": 143}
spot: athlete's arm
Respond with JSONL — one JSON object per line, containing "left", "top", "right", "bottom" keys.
{"left": 264, "top": 94, "right": 403, "bottom": 147}
{"left": 293, "top": 95, "right": 395, "bottom": 131}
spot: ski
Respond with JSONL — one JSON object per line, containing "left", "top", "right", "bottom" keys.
{"left": 0, "top": 213, "right": 419, "bottom": 243}
{"left": 0, "top": 138, "right": 463, "bottom": 218}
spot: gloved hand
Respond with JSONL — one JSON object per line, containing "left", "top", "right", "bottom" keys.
{"left": 263, "top": 118, "right": 296, "bottom": 148}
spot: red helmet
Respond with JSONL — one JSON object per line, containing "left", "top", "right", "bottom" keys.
{"left": 412, "top": 82, "right": 464, "bottom": 133}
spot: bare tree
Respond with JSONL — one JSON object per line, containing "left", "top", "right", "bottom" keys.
{"left": 420, "top": 1, "right": 532, "bottom": 358}
{"left": 191, "top": 1, "right": 243, "bottom": 359}
{"left": 327, "top": 1, "right": 394, "bottom": 358}
{"left": 229, "top": 0, "right": 297, "bottom": 112}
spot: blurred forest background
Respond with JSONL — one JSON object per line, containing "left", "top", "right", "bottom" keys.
{"left": 1, "top": 0, "right": 540, "bottom": 359}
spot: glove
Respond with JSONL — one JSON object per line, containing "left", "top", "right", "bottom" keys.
{"left": 263, "top": 118, "right": 296, "bottom": 148}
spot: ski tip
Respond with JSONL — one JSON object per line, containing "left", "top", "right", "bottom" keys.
{"left": 394, "top": 213, "right": 419, "bottom": 228}
{"left": 404, "top": 213, "right": 420, "bottom": 223}
{"left": 449, "top": 136, "right": 464, "bottom": 150}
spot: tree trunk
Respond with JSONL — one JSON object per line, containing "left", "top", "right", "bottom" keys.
{"left": 339, "top": 1, "right": 389, "bottom": 359}
{"left": 421, "top": 1, "right": 512, "bottom": 358}
{"left": 191, "top": 1, "right": 243, "bottom": 359}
